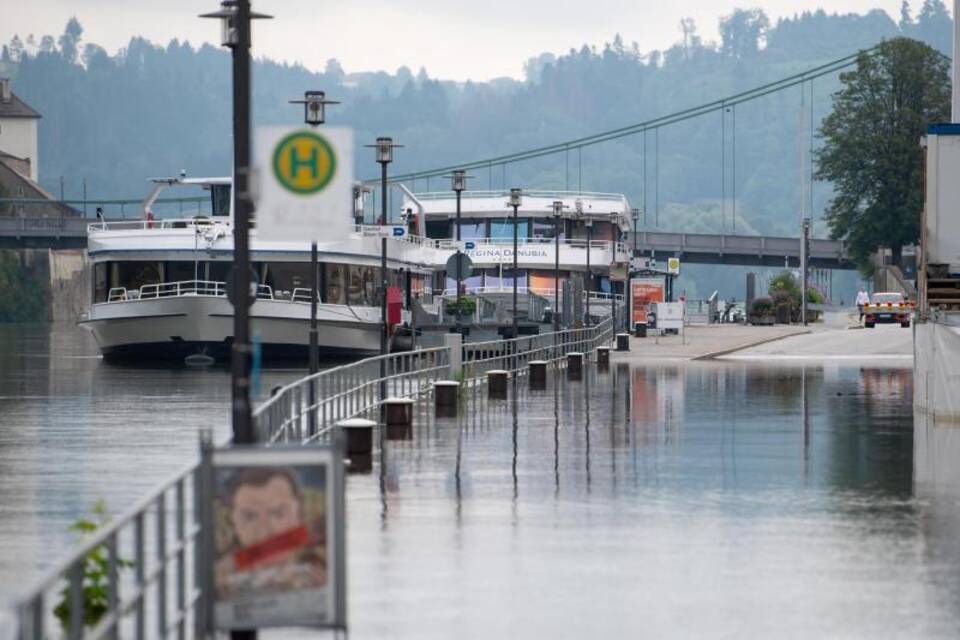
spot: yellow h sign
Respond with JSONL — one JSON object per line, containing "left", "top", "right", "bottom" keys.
{"left": 272, "top": 131, "right": 337, "bottom": 194}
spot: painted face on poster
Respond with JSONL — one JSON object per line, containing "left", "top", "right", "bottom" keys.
{"left": 210, "top": 447, "right": 345, "bottom": 630}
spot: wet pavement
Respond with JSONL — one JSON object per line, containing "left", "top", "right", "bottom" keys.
{"left": 2, "top": 325, "right": 959, "bottom": 637}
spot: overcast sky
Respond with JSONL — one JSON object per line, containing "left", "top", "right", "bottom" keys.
{"left": 1, "top": 0, "right": 930, "bottom": 81}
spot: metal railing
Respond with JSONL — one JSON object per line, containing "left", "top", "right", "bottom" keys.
{"left": 102, "top": 280, "right": 274, "bottom": 303}
{"left": 253, "top": 347, "right": 451, "bottom": 444}
{"left": 462, "top": 314, "right": 617, "bottom": 380}
{"left": 15, "top": 462, "right": 204, "bottom": 640}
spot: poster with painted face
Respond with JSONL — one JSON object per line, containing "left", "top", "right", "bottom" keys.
{"left": 210, "top": 447, "right": 344, "bottom": 630}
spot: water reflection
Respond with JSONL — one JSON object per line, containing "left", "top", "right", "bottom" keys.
{"left": 4, "top": 324, "right": 960, "bottom": 637}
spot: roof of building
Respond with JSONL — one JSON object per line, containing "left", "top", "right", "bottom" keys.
{"left": 0, "top": 158, "right": 78, "bottom": 217}
{"left": 0, "top": 149, "right": 26, "bottom": 162}
{"left": 0, "top": 93, "right": 41, "bottom": 119}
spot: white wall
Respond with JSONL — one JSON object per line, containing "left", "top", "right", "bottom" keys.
{"left": 0, "top": 117, "right": 38, "bottom": 181}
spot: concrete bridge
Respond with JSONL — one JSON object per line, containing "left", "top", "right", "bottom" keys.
{"left": 629, "top": 230, "right": 853, "bottom": 270}
{"left": 0, "top": 216, "right": 854, "bottom": 269}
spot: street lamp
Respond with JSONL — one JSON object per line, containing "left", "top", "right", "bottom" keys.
{"left": 366, "top": 137, "right": 402, "bottom": 404}
{"left": 551, "top": 200, "right": 568, "bottom": 332}
{"left": 444, "top": 169, "right": 471, "bottom": 335}
{"left": 199, "top": 0, "right": 271, "bottom": 455}
{"left": 508, "top": 188, "right": 522, "bottom": 342}
{"left": 610, "top": 212, "right": 619, "bottom": 333}
{"left": 585, "top": 214, "right": 593, "bottom": 327}
{"left": 288, "top": 90, "right": 338, "bottom": 436}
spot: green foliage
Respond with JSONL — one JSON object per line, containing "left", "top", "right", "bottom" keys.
{"left": 0, "top": 250, "right": 46, "bottom": 322}
{"left": 53, "top": 500, "right": 131, "bottom": 631}
{"left": 750, "top": 296, "right": 773, "bottom": 314}
{"left": 3, "top": 7, "right": 955, "bottom": 244}
{"left": 768, "top": 271, "right": 801, "bottom": 299}
{"left": 444, "top": 296, "right": 476, "bottom": 317}
{"left": 806, "top": 287, "right": 824, "bottom": 304}
{"left": 816, "top": 37, "right": 950, "bottom": 271}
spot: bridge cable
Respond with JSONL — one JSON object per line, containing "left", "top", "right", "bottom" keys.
{"left": 377, "top": 47, "right": 877, "bottom": 185}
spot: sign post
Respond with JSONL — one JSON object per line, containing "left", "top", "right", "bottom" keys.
{"left": 254, "top": 126, "right": 354, "bottom": 242}
{"left": 203, "top": 444, "right": 346, "bottom": 632}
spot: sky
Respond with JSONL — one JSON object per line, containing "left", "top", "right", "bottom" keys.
{"left": 0, "top": 0, "right": 929, "bottom": 81}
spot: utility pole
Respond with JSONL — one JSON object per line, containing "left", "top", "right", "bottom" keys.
{"left": 508, "top": 188, "right": 522, "bottom": 341}
{"left": 199, "top": 3, "right": 272, "bottom": 639}
{"left": 801, "top": 217, "right": 810, "bottom": 327}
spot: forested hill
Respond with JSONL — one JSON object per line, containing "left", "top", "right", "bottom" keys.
{"left": 0, "top": 1, "right": 953, "bottom": 236}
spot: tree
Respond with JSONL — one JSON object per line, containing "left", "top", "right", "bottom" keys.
{"left": 58, "top": 17, "right": 83, "bottom": 64}
{"left": 816, "top": 37, "right": 950, "bottom": 271}
{"left": 719, "top": 9, "right": 770, "bottom": 58}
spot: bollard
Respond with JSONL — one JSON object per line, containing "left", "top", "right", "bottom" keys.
{"left": 434, "top": 380, "right": 460, "bottom": 417}
{"left": 616, "top": 333, "right": 630, "bottom": 352}
{"left": 384, "top": 397, "right": 415, "bottom": 427}
{"left": 567, "top": 352, "right": 584, "bottom": 380}
{"left": 635, "top": 323, "right": 647, "bottom": 338}
{"left": 596, "top": 346, "right": 610, "bottom": 370}
{"left": 487, "top": 370, "right": 509, "bottom": 399}
{"left": 529, "top": 360, "right": 548, "bottom": 390}
{"left": 337, "top": 418, "right": 375, "bottom": 472}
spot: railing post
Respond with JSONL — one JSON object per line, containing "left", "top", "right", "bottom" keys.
{"left": 444, "top": 333, "right": 462, "bottom": 379}
{"left": 156, "top": 492, "right": 168, "bottom": 639}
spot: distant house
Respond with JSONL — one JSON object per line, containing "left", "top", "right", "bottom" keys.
{"left": 0, "top": 78, "right": 76, "bottom": 217}
{"left": 0, "top": 77, "right": 39, "bottom": 182}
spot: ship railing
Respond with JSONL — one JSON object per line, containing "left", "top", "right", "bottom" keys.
{"left": 412, "top": 189, "right": 629, "bottom": 204}
{"left": 430, "top": 236, "right": 620, "bottom": 251}
{"left": 461, "top": 315, "right": 617, "bottom": 380}
{"left": 435, "top": 286, "right": 624, "bottom": 303}
{"left": 102, "top": 281, "right": 275, "bottom": 303}
{"left": 87, "top": 217, "right": 228, "bottom": 233}
{"left": 254, "top": 347, "right": 451, "bottom": 445}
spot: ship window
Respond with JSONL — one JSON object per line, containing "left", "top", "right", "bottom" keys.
{"left": 167, "top": 261, "right": 199, "bottom": 283}
{"left": 208, "top": 261, "right": 231, "bottom": 284}
{"left": 347, "top": 265, "right": 377, "bottom": 306}
{"left": 425, "top": 220, "right": 450, "bottom": 240}
{"left": 262, "top": 262, "right": 312, "bottom": 297}
{"left": 93, "top": 262, "right": 108, "bottom": 303}
{"left": 211, "top": 184, "right": 231, "bottom": 217}
{"left": 458, "top": 219, "right": 485, "bottom": 240}
{"left": 489, "top": 218, "right": 530, "bottom": 240}
{"left": 532, "top": 219, "right": 562, "bottom": 239}
{"left": 325, "top": 264, "right": 347, "bottom": 305}
{"left": 111, "top": 261, "right": 162, "bottom": 293}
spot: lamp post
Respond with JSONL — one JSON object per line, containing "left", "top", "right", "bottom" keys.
{"left": 508, "top": 188, "right": 522, "bottom": 341}
{"left": 366, "top": 137, "right": 401, "bottom": 403}
{"left": 199, "top": 0, "right": 271, "bottom": 453}
{"left": 611, "top": 212, "right": 621, "bottom": 333}
{"left": 630, "top": 207, "right": 639, "bottom": 333}
{"left": 288, "top": 90, "right": 338, "bottom": 436}
{"left": 585, "top": 215, "right": 593, "bottom": 327}
{"left": 445, "top": 169, "right": 469, "bottom": 334}
{"left": 199, "top": 3, "right": 270, "bottom": 639}
{"left": 551, "top": 200, "right": 567, "bottom": 332}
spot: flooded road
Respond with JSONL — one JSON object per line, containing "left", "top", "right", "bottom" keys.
{"left": 2, "top": 324, "right": 959, "bottom": 637}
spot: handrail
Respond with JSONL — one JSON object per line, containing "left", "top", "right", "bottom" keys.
{"left": 411, "top": 190, "right": 628, "bottom": 203}
{"left": 253, "top": 347, "right": 451, "bottom": 444}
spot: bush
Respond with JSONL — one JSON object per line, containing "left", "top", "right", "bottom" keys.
{"left": 806, "top": 287, "right": 824, "bottom": 304}
{"left": 444, "top": 296, "right": 476, "bottom": 317}
{"left": 751, "top": 296, "right": 773, "bottom": 315}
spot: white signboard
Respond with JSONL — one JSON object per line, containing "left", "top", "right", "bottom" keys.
{"left": 667, "top": 257, "right": 681, "bottom": 275}
{"left": 655, "top": 301, "right": 685, "bottom": 330}
{"left": 254, "top": 126, "right": 353, "bottom": 242}
{"left": 208, "top": 446, "right": 346, "bottom": 631}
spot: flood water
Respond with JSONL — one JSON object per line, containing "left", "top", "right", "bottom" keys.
{"left": 2, "top": 324, "right": 959, "bottom": 637}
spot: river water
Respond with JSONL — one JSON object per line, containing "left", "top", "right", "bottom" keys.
{"left": 1, "top": 324, "right": 959, "bottom": 638}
